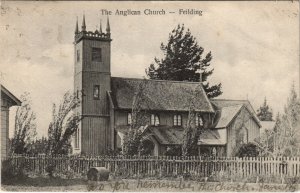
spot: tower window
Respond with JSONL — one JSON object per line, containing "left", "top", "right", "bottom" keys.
{"left": 93, "top": 85, "right": 100, "bottom": 99}
{"left": 173, "top": 114, "right": 182, "bottom": 126}
{"left": 92, "top": 48, "right": 102, "bottom": 62}
{"left": 127, "top": 112, "right": 132, "bottom": 125}
{"left": 77, "top": 50, "right": 80, "bottom": 62}
{"left": 151, "top": 114, "right": 160, "bottom": 126}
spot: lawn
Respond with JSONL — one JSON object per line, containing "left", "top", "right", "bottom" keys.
{"left": 2, "top": 177, "right": 299, "bottom": 192}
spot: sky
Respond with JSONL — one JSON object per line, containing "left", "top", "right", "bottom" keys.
{"left": 0, "top": 1, "right": 299, "bottom": 138}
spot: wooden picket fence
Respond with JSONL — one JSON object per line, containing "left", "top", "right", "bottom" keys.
{"left": 3, "top": 155, "right": 300, "bottom": 179}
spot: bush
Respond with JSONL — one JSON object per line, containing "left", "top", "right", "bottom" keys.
{"left": 235, "top": 142, "right": 259, "bottom": 157}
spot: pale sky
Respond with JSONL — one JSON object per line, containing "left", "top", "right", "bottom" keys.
{"left": 0, "top": 1, "right": 299, "bottom": 138}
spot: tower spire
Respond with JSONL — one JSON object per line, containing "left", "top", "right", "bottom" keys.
{"left": 100, "top": 19, "right": 103, "bottom": 34}
{"left": 82, "top": 14, "right": 86, "bottom": 31}
{"left": 106, "top": 16, "right": 110, "bottom": 34}
{"left": 75, "top": 16, "right": 79, "bottom": 34}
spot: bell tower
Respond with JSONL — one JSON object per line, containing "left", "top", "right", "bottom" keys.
{"left": 73, "top": 15, "right": 112, "bottom": 155}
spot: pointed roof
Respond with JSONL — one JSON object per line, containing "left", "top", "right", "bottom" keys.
{"left": 82, "top": 14, "right": 86, "bottom": 31}
{"left": 100, "top": 19, "right": 103, "bottom": 34}
{"left": 211, "top": 99, "right": 261, "bottom": 128}
{"left": 75, "top": 17, "right": 79, "bottom": 34}
{"left": 106, "top": 17, "right": 110, "bottom": 33}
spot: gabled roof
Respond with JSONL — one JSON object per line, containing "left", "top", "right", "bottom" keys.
{"left": 111, "top": 77, "right": 214, "bottom": 112}
{"left": 1, "top": 85, "right": 21, "bottom": 106}
{"left": 211, "top": 99, "right": 261, "bottom": 128}
{"left": 214, "top": 105, "right": 243, "bottom": 128}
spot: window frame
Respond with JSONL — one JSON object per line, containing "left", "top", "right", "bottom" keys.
{"left": 127, "top": 112, "right": 132, "bottom": 125}
{"left": 76, "top": 50, "right": 80, "bottom": 62}
{"left": 173, "top": 114, "right": 182, "bottom": 126}
{"left": 93, "top": 85, "right": 100, "bottom": 100}
{"left": 91, "top": 47, "right": 102, "bottom": 62}
{"left": 150, "top": 114, "right": 160, "bottom": 126}
{"left": 196, "top": 114, "right": 204, "bottom": 127}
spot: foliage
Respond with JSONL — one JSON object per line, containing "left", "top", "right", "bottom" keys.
{"left": 257, "top": 97, "right": 273, "bottom": 121}
{"left": 235, "top": 142, "right": 259, "bottom": 157}
{"left": 164, "top": 145, "right": 182, "bottom": 156}
{"left": 182, "top": 85, "right": 205, "bottom": 156}
{"left": 146, "top": 24, "right": 222, "bottom": 98}
{"left": 272, "top": 84, "right": 300, "bottom": 156}
{"left": 122, "top": 130, "right": 143, "bottom": 156}
{"left": 47, "top": 91, "right": 81, "bottom": 155}
{"left": 11, "top": 92, "right": 37, "bottom": 154}
{"left": 27, "top": 136, "right": 48, "bottom": 155}
{"left": 122, "top": 79, "right": 150, "bottom": 156}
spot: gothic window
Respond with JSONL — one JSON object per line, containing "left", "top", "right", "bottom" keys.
{"left": 93, "top": 85, "right": 100, "bottom": 99}
{"left": 151, "top": 114, "right": 160, "bottom": 126}
{"left": 196, "top": 114, "right": 203, "bottom": 126}
{"left": 173, "top": 114, "right": 182, "bottom": 126}
{"left": 77, "top": 50, "right": 80, "bottom": 62}
{"left": 92, "top": 47, "right": 102, "bottom": 62}
{"left": 127, "top": 113, "right": 132, "bottom": 125}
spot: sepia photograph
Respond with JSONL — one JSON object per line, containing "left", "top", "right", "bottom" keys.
{"left": 0, "top": 1, "right": 299, "bottom": 192}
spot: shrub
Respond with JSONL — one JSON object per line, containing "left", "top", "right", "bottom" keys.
{"left": 235, "top": 142, "right": 259, "bottom": 157}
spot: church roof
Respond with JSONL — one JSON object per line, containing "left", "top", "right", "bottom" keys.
{"left": 211, "top": 99, "right": 261, "bottom": 128}
{"left": 110, "top": 77, "right": 214, "bottom": 112}
{"left": 214, "top": 105, "right": 243, "bottom": 128}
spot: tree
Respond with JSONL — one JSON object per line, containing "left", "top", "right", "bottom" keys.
{"left": 257, "top": 97, "right": 273, "bottom": 121}
{"left": 258, "top": 84, "right": 300, "bottom": 157}
{"left": 47, "top": 92, "right": 81, "bottom": 155}
{"left": 276, "top": 83, "right": 300, "bottom": 156}
{"left": 182, "top": 85, "right": 206, "bottom": 156}
{"left": 146, "top": 24, "right": 222, "bottom": 98}
{"left": 27, "top": 136, "right": 48, "bottom": 155}
{"left": 11, "top": 92, "right": 37, "bottom": 154}
{"left": 122, "top": 79, "right": 151, "bottom": 156}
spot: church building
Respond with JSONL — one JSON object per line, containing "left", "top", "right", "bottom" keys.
{"left": 72, "top": 16, "right": 261, "bottom": 157}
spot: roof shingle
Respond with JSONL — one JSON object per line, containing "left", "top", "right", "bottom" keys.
{"left": 111, "top": 77, "right": 214, "bottom": 112}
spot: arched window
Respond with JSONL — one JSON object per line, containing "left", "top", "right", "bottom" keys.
{"left": 155, "top": 115, "right": 160, "bottom": 126}
{"left": 127, "top": 113, "right": 132, "bottom": 125}
{"left": 177, "top": 115, "right": 182, "bottom": 126}
{"left": 173, "top": 115, "right": 177, "bottom": 126}
{"left": 151, "top": 114, "right": 160, "bottom": 126}
{"left": 151, "top": 114, "right": 155, "bottom": 125}
{"left": 242, "top": 127, "right": 248, "bottom": 144}
{"left": 173, "top": 114, "right": 182, "bottom": 126}
{"left": 195, "top": 114, "right": 203, "bottom": 126}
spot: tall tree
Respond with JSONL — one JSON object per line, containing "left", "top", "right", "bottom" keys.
{"left": 47, "top": 92, "right": 81, "bottom": 155}
{"left": 257, "top": 97, "right": 273, "bottom": 121}
{"left": 122, "top": 79, "right": 150, "bottom": 156}
{"left": 146, "top": 24, "right": 222, "bottom": 98}
{"left": 182, "top": 85, "right": 206, "bottom": 156}
{"left": 258, "top": 84, "right": 300, "bottom": 157}
{"left": 11, "top": 92, "right": 37, "bottom": 154}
